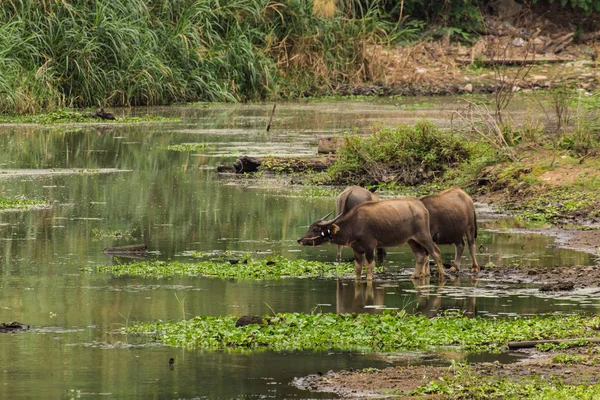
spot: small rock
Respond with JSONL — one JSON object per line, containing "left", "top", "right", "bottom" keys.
{"left": 512, "top": 38, "right": 525, "bottom": 47}
{"left": 463, "top": 84, "right": 473, "bottom": 93}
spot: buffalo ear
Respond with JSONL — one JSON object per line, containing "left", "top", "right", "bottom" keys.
{"left": 331, "top": 224, "right": 340, "bottom": 235}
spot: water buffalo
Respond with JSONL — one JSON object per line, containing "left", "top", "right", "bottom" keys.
{"left": 418, "top": 188, "right": 480, "bottom": 276}
{"left": 335, "top": 186, "right": 385, "bottom": 262}
{"left": 298, "top": 198, "right": 447, "bottom": 280}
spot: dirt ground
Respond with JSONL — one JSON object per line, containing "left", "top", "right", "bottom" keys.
{"left": 295, "top": 352, "right": 600, "bottom": 398}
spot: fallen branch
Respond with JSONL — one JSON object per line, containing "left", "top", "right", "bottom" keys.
{"left": 103, "top": 244, "right": 147, "bottom": 254}
{"left": 507, "top": 337, "right": 600, "bottom": 349}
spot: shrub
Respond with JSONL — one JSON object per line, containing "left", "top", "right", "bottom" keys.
{"left": 328, "top": 121, "right": 474, "bottom": 186}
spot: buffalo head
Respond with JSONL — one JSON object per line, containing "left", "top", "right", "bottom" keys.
{"left": 297, "top": 212, "right": 340, "bottom": 246}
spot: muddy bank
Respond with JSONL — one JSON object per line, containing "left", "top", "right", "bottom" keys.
{"left": 296, "top": 352, "right": 600, "bottom": 398}
{"left": 479, "top": 264, "right": 600, "bottom": 290}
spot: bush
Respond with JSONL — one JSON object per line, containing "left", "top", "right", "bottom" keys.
{"left": 328, "top": 121, "right": 474, "bottom": 186}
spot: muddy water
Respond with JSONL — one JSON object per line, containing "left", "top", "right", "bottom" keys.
{"left": 0, "top": 100, "right": 596, "bottom": 399}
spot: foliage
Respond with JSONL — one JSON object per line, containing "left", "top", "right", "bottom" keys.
{"left": 327, "top": 121, "right": 475, "bottom": 186}
{"left": 0, "top": 197, "right": 45, "bottom": 210}
{"left": 0, "top": 0, "right": 401, "bottom": 113}
{"left": 536, "top": 339, "right": 591, "bottom": 351}
{"left": 95, "top": 256, "right": 361, "bottom": 280}
{"left": 127, "top": 312, "right": 600, "bottom": 353}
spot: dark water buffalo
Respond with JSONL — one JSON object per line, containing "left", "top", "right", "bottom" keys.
{"left": 419, "top": 188, "right": 480, "bottom": 275}
{"left": 335, "top": 186, "right": 385, "bottom": 262}
{"left": 298, "top": 198, "right": 446, "bottom": 280}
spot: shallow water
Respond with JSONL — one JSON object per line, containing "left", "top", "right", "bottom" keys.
{"left": 0, "top": 100, "right": 597, "bottom": 399}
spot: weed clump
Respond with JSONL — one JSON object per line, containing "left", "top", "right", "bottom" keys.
{"left": 328, "top": 121, "right": 474, "bottom": 186}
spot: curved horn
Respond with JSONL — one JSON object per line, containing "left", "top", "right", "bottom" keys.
{"left": 320, "top": 212, "right": 332, "bottom": 220}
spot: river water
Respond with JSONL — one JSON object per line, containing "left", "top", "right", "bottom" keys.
{"left": 0, "top": 99, "right": 598, "bottom": 399}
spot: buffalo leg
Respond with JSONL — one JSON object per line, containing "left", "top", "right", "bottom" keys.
{"left": 337, "top": 245, "right": 343, "bottom": 263}
{"left": 376, "top": 247, "right": 386, "bottom": 263}
{"left": 353, "top": 249, "right": 365, "bottom": 280}
{"left": 408, "top": 240, "right": 428, "bottom": 279}
{"left": 467, "top": 233, "right": 481, "bottom": 273}
{"left": 415, "top": 235, "right": 447, "bottom": 279}
{"left": 449, "top": 238, "right": 465, "bottom": 273}
{"left": 365, "top": 248, "right": 376, "bottom": 281}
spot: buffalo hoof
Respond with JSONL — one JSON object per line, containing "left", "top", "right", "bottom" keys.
{"left": 448, "top": 266, "right": 460, "bottom": 274}
{"left": 471, "top": 266, "right": 481, "bottom": 273}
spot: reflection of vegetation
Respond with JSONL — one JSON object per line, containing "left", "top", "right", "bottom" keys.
{"left": 92, "top": 228, "right": 137, "bottom": 239}
{"left": 0, "top": 110, "right": 177, "bottom": 125}
{"left": 0, "top": 197, "right": 45, "bottom": 210}
{"left": 127, "top": 312, "right": 600, "bottom": 352}
{"left": 96, "top": 257, "right": 357, "bottom": 279}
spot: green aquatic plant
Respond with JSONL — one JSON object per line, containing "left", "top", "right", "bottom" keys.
{"left": 127, "top": 312, "right": 600, "bottom": 353}
{"left": 96, "top": 257, "right": 359, "bottom": 280}
{"left": 0, "top": 110, "right": 177, "bottom": 125}
{"left": 0, "top": 197, "right": 46, "bottom": 210}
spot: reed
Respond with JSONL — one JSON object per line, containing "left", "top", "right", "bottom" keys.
{"left": 0, "top": 0, "right": 399, "bottom": 113}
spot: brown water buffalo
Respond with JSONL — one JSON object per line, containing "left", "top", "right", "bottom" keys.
{"left": 335, "top": 186, "right": 385, "bottom": 262}
{"left": 298, "top": 198, "right": 447, "bottom": 280}
{"left": 418, "top": 188, "right": 480, "bottom": 276}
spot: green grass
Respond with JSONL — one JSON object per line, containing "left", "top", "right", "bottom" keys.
{"left": 126, "top": 312, "right": 600, "bottom": 353}
{"left": 94, "top": 256, "right": 360, "bottom": 280}
{"left": 0, "top": 197, "right": 45, "bottom": 210}
{"left": 413, "top": 368, "right": 600, "bottom": 399}
{"left": 326, "top": 121, "right": 477, "bottom": 186}
{"left": 504, "top": 185, "right": 600, "bottom": 223}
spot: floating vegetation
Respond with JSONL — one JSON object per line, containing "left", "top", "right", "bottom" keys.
{"left": 95, "top": 257, "right": 357, "bottom": 280}
{"left": 0, "top": 110, "right": 178, "bottom": 125}
{"left": 127, "top": 312, "right": 600, "bottom": 353}
{"left": 92, "top": 228, "right": 137, "bottom": 240}
{"left": 163, "top": 143, "right": 213, "bottom": 152}
{"left": 0, "top": 197, "right": 46, "bottom": 210}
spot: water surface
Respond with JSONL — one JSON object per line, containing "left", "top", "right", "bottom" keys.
{"left": 0, "top": 100, "right": 597, "bottom": 399}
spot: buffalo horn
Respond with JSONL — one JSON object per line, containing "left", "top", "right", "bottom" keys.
{"left": 320, "top": 212, "right": 332, "bottom": 220}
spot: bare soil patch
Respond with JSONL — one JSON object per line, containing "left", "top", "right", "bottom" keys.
{"left": 296, "top": 353, "right": 600, "bottom": 398}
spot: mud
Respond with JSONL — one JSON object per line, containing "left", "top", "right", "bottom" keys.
{"left": 296, "top": 352, "right": 600, "bottom": 398}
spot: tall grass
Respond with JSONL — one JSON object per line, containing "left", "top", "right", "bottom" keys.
{"left": 0, "top": 0, "right": 399, "bottom": 113}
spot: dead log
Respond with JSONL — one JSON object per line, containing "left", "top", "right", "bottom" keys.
{"left": 89, "top": 107, "right": 116, "bottom": 120}
{"left": 234, "top": 156, "right": 261, "bottom": 173}
{"left": 544, "top": 32, "right": 574, "bottom": 54}
{"left": 235, "top": 315, "right": 271, "bottom": 327}
{"left": 455, "top": 57, "right": 571, "bottom": 65}
{"left": 103, "top": 244, "right": 147, "bottom": 254}
{"left": 230, "top": 155, "right": 335, "bottom": 174}
{"left": 539, "top": 282, "right": 575, "bottom": 292}
{"left": 0, "top": 322, "right": 29, "bottom": 333}
{"left": 507, "top": 337, "right": 600, "bottom": 350}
